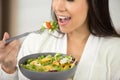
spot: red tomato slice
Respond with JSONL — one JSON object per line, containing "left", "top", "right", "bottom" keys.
{"left": 46, "top": 22, "right": 52, "bottom": 29}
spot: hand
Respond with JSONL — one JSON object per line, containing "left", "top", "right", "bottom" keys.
{"left": 0, "top": 32, "right": 20, "bottom": 73}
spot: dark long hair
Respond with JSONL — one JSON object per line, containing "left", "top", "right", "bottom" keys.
{"left": 87, "top": 0, "right": 120, "bottom": 37}
{"left": 51, "top": 0, "right": 120, "bottom": 37}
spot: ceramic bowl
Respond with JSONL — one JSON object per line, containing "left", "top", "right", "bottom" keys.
{"left": 19, "top": 52, "right": 77, "bottom": 80}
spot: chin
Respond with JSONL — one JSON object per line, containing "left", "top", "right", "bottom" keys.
{"left": 60, "top": 30, "right": 70, "bottom": 34}
{"left": 59, "top": 25, "right": 72, "bottom": 34}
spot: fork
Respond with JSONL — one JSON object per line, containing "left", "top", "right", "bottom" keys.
{"left": 5, "top": 29, "right": 64, "bottom": 44}
{"left": 5, "top": 30, "right": 42, "bottom": 44}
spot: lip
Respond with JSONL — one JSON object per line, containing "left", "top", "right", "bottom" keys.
{"left": 57, "top": 15, "right": 71, "bottom": 26}
{"left": 58, "top": 19, "right": 70, "bottom": 26}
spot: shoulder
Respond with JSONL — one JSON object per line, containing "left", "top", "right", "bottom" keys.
{"left": 100, "top": 37, "right": 120, "bottom": 60}
{"left": 89, "top": 35, "right": 120, "bottom": 50}
{"left": 101, "top": 37, "right": 120, "bottom": 48}
{"left": 101, "top": 37, "right": 120, "bottom": 78}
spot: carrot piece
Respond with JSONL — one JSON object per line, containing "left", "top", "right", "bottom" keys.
{"left": 46, "top": 22, "right": 52, "bottom": 29}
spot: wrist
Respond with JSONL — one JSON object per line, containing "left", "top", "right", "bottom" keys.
{"left": 1, "top": 65, "right": 17, "bottom": 74}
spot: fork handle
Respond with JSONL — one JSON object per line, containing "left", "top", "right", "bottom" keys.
{"left": 5, "top": 32, "right": 30, "bottom": 44}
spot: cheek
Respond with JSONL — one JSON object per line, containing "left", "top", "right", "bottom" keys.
{"left": 72, "top": 2, "right": 88, "bottom": 23}
{"left": 69, "top": 3, "right": 88, "bottom": 31}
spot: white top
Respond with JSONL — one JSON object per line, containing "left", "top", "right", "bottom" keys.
{"left": 0, "top": 30, "right": 120, "bottom": 80}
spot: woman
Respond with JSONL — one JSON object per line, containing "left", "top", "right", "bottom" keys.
{"left": 0, "top": 0, "right": 120, "bottom": 80}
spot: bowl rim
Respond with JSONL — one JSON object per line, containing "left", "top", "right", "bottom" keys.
{"left": 18, "top": 52, "right": 78, "bottom": 73}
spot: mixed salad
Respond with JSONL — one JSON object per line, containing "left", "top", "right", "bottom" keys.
{"left": 21, "top": 53, "right": 77, "bottom": 72}
{"left": 40, "top": 21, "right": 59, "bottom": 32}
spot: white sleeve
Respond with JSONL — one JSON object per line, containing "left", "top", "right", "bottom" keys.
{"left": 108, "top": 39, "right": 120, "bottom": 80}
{"left": 0, "top": 64, "right": 18, "bottom": 80}
{"left": 110, "top": 49, "right": 120, "bottom": 80}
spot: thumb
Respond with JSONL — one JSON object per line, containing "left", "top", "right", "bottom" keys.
{"left": 2, "top": 32, "right": 10, "bottom": 41}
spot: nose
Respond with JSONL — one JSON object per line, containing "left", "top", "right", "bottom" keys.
{"left": 53, "top": 0, "right": 66, "bottom": 12}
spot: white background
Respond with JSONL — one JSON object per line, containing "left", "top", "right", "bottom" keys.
{"left": 17, "top": 0, "right": 52, "bottom": 34}
{"left": 109, "top": 0, "right": 120, "bottom": 32}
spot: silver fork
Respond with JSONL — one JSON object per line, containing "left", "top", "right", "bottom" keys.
{"left": 5, "top": 30, "right": 42, "bottom": 44}
{"left": 5, "top": 29, "right": 64, "bottom": 44}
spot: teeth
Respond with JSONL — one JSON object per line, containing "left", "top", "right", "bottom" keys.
{"left": 59, "top": 16, "right": 66, "bottom": 19}
{"left": 58, "top": 16, "right": 70, "bottom": 20}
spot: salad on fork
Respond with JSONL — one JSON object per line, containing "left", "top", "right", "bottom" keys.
{"left": 5, "top": 21, "right": 59, "bottom": 44}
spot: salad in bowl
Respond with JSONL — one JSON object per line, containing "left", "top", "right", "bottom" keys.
{"left": 19, "top": 52, "right": 78, "bottom": 80}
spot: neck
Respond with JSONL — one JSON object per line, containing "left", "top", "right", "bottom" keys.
{"left": 67, "top": 28, "right": 90, "bottom": 61}
{"left": 67, "top": 29, "right": 90, "bottom": 43}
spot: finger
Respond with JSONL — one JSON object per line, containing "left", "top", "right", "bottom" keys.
{"left": 3, "top": 40, "right": 20, "bottom": 67}
{"left": 0, "top": 40, "right": 18, "bottom": 62}
{"left": 0, "top": 41, "right": 5, "bottom": 49}
{"left": 4, "top": 40, "right": 20, "bottom": 55}
{"left": 0, "top": 32, "right": 10, "bottom": 49}
{"left": 2, "top": 32, "right": 10, "bottom": 41}
{"left": 9, "top": 40, "right": 20, "bottom": 57}
{"left": 6, "top": 40, "right": 20, "bottom": 57}
{"left": 3, "top": 40, "right": 20, "bottom": 63}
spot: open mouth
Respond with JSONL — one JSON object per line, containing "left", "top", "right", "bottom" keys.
{"left": 57, "top": 16, "right": 71, "bottom": 26}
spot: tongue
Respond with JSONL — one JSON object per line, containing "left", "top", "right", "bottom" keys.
{"left": 59, "top": 19, "right": 69, "bottom": 25}
{"left": 59, "top": 17, "right": 70, "bottom": 25}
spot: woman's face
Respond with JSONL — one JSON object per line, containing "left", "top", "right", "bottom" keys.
{"left": 52, "top": 0, "right": 89, "bottom": 33}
